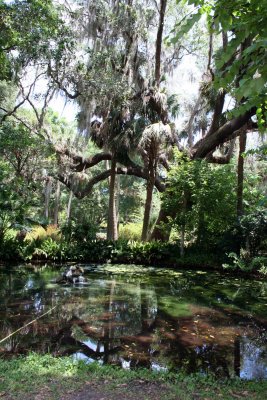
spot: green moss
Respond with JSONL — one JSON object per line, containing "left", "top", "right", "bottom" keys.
{"left": 159, "top": 297, "right": 192, "bottom": 317}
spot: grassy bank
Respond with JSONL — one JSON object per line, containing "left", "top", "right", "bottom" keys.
{"left": 0, "top": 353, "right": 267, "bottom": 400}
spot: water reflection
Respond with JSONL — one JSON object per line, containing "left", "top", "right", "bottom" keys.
{"left": 0, "top": 264, "right": 267, "bottom": 379}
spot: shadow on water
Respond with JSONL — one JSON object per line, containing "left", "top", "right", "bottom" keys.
{"left": 0, "top": 263, "right": 267, "bottom": 379}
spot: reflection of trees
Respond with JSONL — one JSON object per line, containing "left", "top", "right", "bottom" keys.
{"left": 1, "top": 267, "right": 267, "bottom": 379}
{"left": 52, "top": 278, "right": 158, "bottom": 366}
{"left": 0, "top": 267, "right": 64, "bottom": 354}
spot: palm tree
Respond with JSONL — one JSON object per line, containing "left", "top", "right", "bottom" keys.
{"left": 139, "top": 121, "right": 173, "bottom": 241}
{"left": 91, "top": 107, "right": 133, "bottom": 240}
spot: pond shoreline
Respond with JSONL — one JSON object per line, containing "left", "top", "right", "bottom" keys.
{"left": 0, "top": 258, "right": 265, "bottom": 279}
{"left": 1, "top": 263, "right": 267, "bottom": 381}
{"left": 1, "top": 354, "right": 267, "bottom": 400}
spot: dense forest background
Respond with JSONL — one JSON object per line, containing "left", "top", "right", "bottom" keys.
{"left": 0, "top": 0, "right": 266, "bottom": 272}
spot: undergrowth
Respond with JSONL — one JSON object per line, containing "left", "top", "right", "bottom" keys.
{"left": 0, "top": 353, "right": 267, "bottom": 400}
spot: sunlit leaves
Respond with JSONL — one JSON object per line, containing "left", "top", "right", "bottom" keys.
{"left": 164, "top": 151, "right": 237, "bottom": 244}
{"left": 0, "top": 0, "right": 70, "bottom": 78}
{"left": 169, "top": 0, "right": 267, "bottom": 121}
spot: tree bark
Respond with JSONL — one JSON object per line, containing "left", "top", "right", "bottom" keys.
{"left": 116, "top": 174, "right": 120, "bottom": 235}
{"left": 66, "top": 190, "right": 73, "bottom": 224}
{"left": 54, "top": 180, "right": 61, "bottom": 225}
{"left": 142, "top": 179, "right": 154, "bottom": 242}
{"left": 142, "top": 158, "right": 156, "bottom": 242}
{"left": 58, "top": 165, "right": 165, "bottom": 199}
{"left": 150, "top": 207, "right": 172, "bottom": 241}
{"left": 107, "top": 158, "right": 118, "bottom": 241}
{"left": 237, "top": 131, "right": 247, "bottom": 217}
{"left": 44, "top": 176, "right": 52, "bottom": 221}
{"left": 155, "top": 0, "right": 168, "bottom": 85}
{"left": 192, "top": 109, "right": 254, "bottom": 159}
{"left": 180, "top": 194, "right": 188, "bottom": 256}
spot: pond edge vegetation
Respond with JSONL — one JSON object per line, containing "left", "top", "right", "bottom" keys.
{"left": 1, "top": 353, "right": 267, "bottom": 400}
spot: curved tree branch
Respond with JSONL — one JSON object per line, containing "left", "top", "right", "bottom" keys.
{"left": 55, "top": 146, "right": 112, "bottom": 171}
{"left": 206, "top": 138, "right": 235, "bottom": 164}
{"left": 192, "top": 108, "right": 256, "bottom": 159}
{"left": 57, "top": 164, "right": 165, "bottom": 199}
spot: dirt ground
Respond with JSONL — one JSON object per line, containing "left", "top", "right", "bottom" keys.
{"left": 61, "top": 379, "right": 177, "bottom": 400}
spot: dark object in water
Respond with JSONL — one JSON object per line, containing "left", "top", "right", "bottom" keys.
{"left": 56, "top": 265, "right": 87, "bottom": 284}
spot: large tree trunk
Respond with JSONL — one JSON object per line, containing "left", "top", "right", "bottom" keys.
{"left": 180, "top": 192, "right": 188, "bottom": 255}
{"left": 54, "top": 180, "right": 61, "bottom": 225}
{"left": 155, "top": 0, "right": 168, "bottom": 85}
{"left": 142, "top": 178, "right": 154, "bottom": 241}
{"left": 116, "top": 174, "right": 120, "bottom": 235}
{"left": 150, "top": 207, "right": 172, "bottom": 241}
{"left": 107, "top": 158, "right": 118, "bottom": 241}
{"left": 66, "top": 190, "right": 73, "bottom": 224}
{"left": 192, "top": 109, "right": 254, "bottom": 159}
{"left": 142, "top": 159, "right": 155, "bottom": 242}
{"left": 237, "top": 132, "right": 247, "bottom": 217}
{"left": 44, "top": 176, "right": 52, "bottom": 221}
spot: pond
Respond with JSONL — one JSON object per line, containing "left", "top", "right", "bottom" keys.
{"left": 0, "top": 263, "right": 267, "bottom": 379}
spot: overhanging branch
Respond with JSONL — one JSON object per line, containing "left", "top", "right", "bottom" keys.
{"left": 57, "top": 164, "right": 165, "bottom": 199}
{"left": 55, "top": 146, "right": 112, "bottom": 171}
{"left": 192, "top": 108, "right": 256, "bottom": 159}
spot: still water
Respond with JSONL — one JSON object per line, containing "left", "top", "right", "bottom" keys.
{"left": 0, "top": 264, "right": 267, "bottom": 379}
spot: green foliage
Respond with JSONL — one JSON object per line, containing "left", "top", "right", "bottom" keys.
{"left": 0, "top": 231, "right": 220, "bottom": 269}
{"left": 1, "top": 353, "right": 267, "bottom": 400}
{"left": 223, "top": 251, "right": 251, "bottom": 272}
{"left": 25, "top": 225, "right": 61, "bottom": 243}
{"left": 0, "top": 0, "right": 71, "bottom": 79}
{"left": 19, "top": 225, "right": 62, "bottom": 261}
{"left": 62, "top": 220, "right": 98, "bottom": 243}
{"left": 164, "top": 152, "right": 237, "bottom": 249}
{"left": 238, "top": 209, "right": 267, "bottom": 256}
{"left": 0, "top": 115, "right": 55, "bottom": 228}
{"left": 223, "top": 252, "right": 267, "bottom": 273}
{"left": 119, "top": 222, "right": 143, "bottom": 241}
{"left": 0, "top": 227, "right": 20, "bottom": 261}
{"left": 169, "top": 0, "right": 267, "bottom": 121}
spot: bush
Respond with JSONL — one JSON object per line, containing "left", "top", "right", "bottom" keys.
{"left": 223, "top": 252, "right": 267, "bottom": 273}
{"left": 239, "top": 209, "right": 267, "bottom": 256}
{"left": 61, "top": 221, "right": 98, "bottom": 243}
{"left": 119, "top": 222, "right": 142, "bottom": 241}
{"left": 0, "top": 233, "right": 21, "bottom": 261}
{"left": 25, "top": 224, "right": 61, "bottom": 242}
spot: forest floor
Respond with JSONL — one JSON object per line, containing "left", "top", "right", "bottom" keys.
{"left": 29, "top": 378, "right": 180, "bottom": 400}
{"left": 0, "top": 354, "right": 267, "bottom": 400}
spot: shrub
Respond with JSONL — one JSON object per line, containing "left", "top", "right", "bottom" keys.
{"left": 119, "top": 222, "right": 142, "bottom": 241}
{"left": 223, "top": 252, "right": 267, "bottom": 273}
{"left": 0, "top": 232, "right": 21, "bottom": 261}
{"left": 239, "top": 209, "right": 267, "bottom": 256}
{"left": 61, "top": 221, "right": 98, "bottom": 243}
{"left": 25, "top": 224, "right": 61, "bottom": 242}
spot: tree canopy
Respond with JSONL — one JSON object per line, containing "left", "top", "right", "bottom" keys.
{"left": 0, "top": 0, "right": 266, "bottom": 266}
